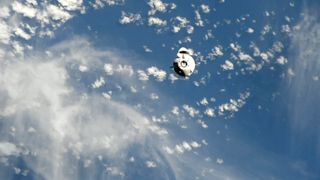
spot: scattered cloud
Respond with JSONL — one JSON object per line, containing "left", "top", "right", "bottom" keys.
{"left": 147, "top": 0, "right": 168, "bottom": 15}
{"left": 119, "top": 11, "right": 142, "bottom": 25}
{"left": 58, "top": 0, "right": 84, "bottom": 11}
{"left": 146, "top": 66, "right": 167, "bottom": 81}
{"left": 148, "top": 16, "right": 167, "bottom": 27}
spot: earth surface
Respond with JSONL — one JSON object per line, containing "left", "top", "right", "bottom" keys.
{"left": 0, "top": 0, "right": 320, "bottom": 179}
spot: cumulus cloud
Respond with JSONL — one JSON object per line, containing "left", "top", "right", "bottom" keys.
{"left": 208, "top": 46, "right": 223, "bottom": 59}
{"left": 104, "top": 63, "right": 114, "bottom": 75}
{"left": 183, "top": 104, "right": 199, "bottom": 117}
{"left": 239, "top": 52, "right": 253, "bottom": 61}
{"left": 91, "top": 76, "right": 106, "bottom": 88}
{"left": 119, "top": 11, "right": 142, "bottom": 25}
{"left": 11, "top": 1, "right": 37, "bottom": 18}
{"left": 147, "top": 0, "right": 168, "bottom": 15}
{"left": 91, "top": 0, "right": 125, "bottom": 9}
{"left": 194, "top": 10, "right": 204, "bottom": 27}
{"left": 218, "top": 92, "right": 250, "bottom": 115}
{"left": 58, "top": 0, "right": 83, "bottom": 11}
{"left": 204, "top": 108, "right": 215, "bottom": 117}
{"left": 46, "top": 4, "right": 72, "bottom": 22}
{"left": 146, "top": 66, "right": 167, "bottom": 81}
{"left": 14, "top": 27, "right": 32, "bottom": 40}
{"left": 148, "top": 16, "right": 167, "bottom": 27}
{"left": 221, "top": 60, "right": 234, "bottom": 70}
{"left": 137, "top": 70, "right": 149, "bottom": 81}
{"left": 247, "top": 27, "right": 254, "bottom": 33}
{"left": 143, "top": 45, "right": 152, "bottom": 53}
{"left": 200, "top": 4, "right": 210, "bottom": 14}
{"left": 171, "top": 16, "right": 193, "bottom": 34}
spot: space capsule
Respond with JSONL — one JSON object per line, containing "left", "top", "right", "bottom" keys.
{"left": 172, "top": 47, "right": 195, "bottom": 77}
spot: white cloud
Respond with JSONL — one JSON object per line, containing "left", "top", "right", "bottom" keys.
{"left": 190, "top": 141, "right": 201, "bottom": 148}
{"left": 197, "top": 119, "right": 208, "bottom": 129}
{"left": 247, "top": 27, "right": 254, "bottom": 33}
{"left": 168, "top": 73, "right": 179, "bottom": 83}
{"left": 183, "top": 104, "right": 199, "bottom": 117}
{"left": 0, "top": 21, "right": 11, "bottom": 44}
{"left": 26, "top": 0, "right": 38, "bottom": 6}
{"left": 104, "top": 63, "right": 114, "bottom": 75}
{"left": 171, "top": 16, "right": 193, "bottom": 34}
{"left": 150, "top": 93, "right": 159, "bottom": 100}
{"left": 148, "top": 0, "right": 168, "bottom": 15}
{"left": 221, "top": 60, "right": 234, "bottom": 70}
{"left": 143, "top": 45, "right": 152, "bottom": 53}
{"left": 204, "top": 29, "right": 214, "bottom": 40}
{"left": 163, "top": 146, "right": 174, "bottom": 154}
{"left": 11, "top": 41, "right": 24, "bottom": 55}
{"left": 209, "top": 46, "right": 224, "bottom": 58}
{"left": 148, "top": 16, "right": 167, "bottom": 27}
{"left": 0, "top": 6, "right": 10, "bottom": 18}
{"left": 260, "top": 52, "right": 268, "bottom": 60}
{"left": 239, "top": 52, "right": 253, "bottom": 61}
{"left": 92, "top": 0, "right": 125, "bottom": 9}
{"left": 149, "top": 125, "right": 168, "bottom": 135}
{"left": 79, "top": 65, "right": 89, "bottom": 72}
{"left": 261, "top": 24, "right": 271, "bottom": 35}
{"left": 287, "top": 67, "right": 295, "bottom": 77}
{"left": 46, "top": 5, "right": 72, "bottom": 22}
{"left": 115, "top": 64, "right": 134, "bottom": 76}
{"left": 171, "top": 106, "right": 179, "bottom": 115}
{"left": 92, "top": 76, "right": 105, "bottom": 88}
{"left": 218, "top": 92, "right": 250, "bottom": 115}
{"left": 106, "top": 166, "right": 125, "bottom": 177}
{"left": 58, "top": 0, "right": 83, "bottom": 11}
{"left": 175, "top": 144, "right": 184, "bottom": 154}
{"left": 11, "top": 1, "right": 37, "bottom": 18}
{"left": 0, "top": 142, "right": 20, "bottom": 156}
{"left": 182, "top": 141, "right": 192, "bottom": 151}
{"left": 204, "top": 108, "right": 215, "bottom": 117}
{"left": 146, "top": 160, "right": 157, "bottom": 168}
{"left": 14, "top": 27, "right": 32, "bottom": 40}
{"left": 119, "top": 11, "right": 142, "bottom": 25}
{"left": 281, "top": 24, "right": 291, "bottom": 33}
{"left": 167, "top": 140, "right": 203, "bottom": 155}
{"left": 216, "top": 158, "right": 224, "bottom": 164}
{"left": 200, "top": 4, "right": 210, "bottom": 14}
{"left": 137, "top": 70, "right": 149, "bottom": 81}
{"left": 230, "top": 43, "right": 240, "bottom": 52}
{"left": 194, "top": 10, "right": 204, "bottom": 27}
{"left": 146, "top": 66, "right": 167, "bottom": 81}
{"left": 286, "top": 10, "right": 320, "bottom": 162}
{"left": 199, "top": 98, "right": 209, "bottom": 106}
{"left": 276, "top": 56, "right": 287, "bottom": 65}
{"left": 250, "top": 43, "right": 261, "bottom": 57}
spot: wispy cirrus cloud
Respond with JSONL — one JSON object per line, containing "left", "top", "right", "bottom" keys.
{"left": 287, "top": 7, "right": 320, "bottom": 159}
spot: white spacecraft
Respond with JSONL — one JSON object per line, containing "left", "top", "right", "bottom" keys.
{"left": 172, "top": 47, "right": 195, "bottom": 77}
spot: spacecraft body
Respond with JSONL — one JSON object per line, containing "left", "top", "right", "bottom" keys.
{"left": 173, "top": 47, "right": 195, "bottom": 77}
